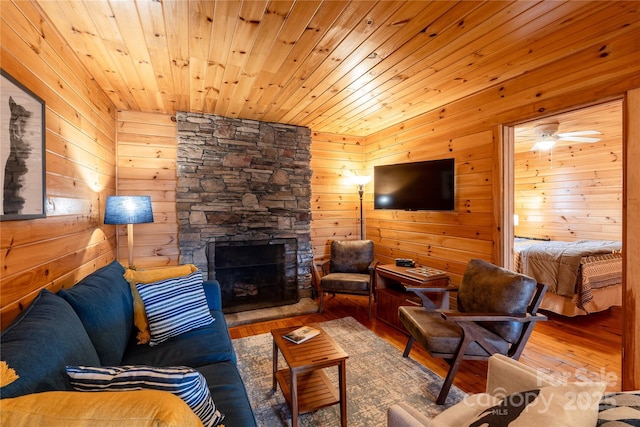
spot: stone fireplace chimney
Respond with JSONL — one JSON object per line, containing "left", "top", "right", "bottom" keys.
{"left": 175, "top": 112, "right": 313, "bottom": 311}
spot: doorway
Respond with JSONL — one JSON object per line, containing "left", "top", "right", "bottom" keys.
{"left": 501, "top": 99, "right": 624, "bottom": 389}
{"left": 502, "top": 99, "right": 623, "bottom": 269}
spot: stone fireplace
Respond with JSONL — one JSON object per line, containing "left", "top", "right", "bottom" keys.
{"left": 175, "top": 112, "right": 313, "bottom": 313}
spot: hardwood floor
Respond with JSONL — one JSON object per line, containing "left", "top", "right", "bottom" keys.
{"left": 228, "top": 294, "right": 623, "bottom": 395}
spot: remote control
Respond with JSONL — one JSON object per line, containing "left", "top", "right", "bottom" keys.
{"left": 395, "top": 258, "right": 415, "bottom": 267}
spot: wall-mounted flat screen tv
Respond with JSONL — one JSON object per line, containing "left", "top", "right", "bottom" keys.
{"left": 374, "top": 158, "right": 455, "bottom": 211}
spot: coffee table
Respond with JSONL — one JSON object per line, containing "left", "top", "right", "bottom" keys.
{"left": 271, "top": 324, "right": 348, "bottom": 427}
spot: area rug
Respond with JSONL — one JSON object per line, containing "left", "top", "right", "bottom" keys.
{"left": 232, "top": 316, "right": 466, "bottom": 426}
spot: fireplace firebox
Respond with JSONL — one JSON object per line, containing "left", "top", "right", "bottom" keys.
{"left": 207, "top": 239, "right": 299, "bottom": 313}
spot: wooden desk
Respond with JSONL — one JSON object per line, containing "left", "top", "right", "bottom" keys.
{"left": 272, "top": 325, "right": 348, "bottom": 427}
{"left": 375, "top": 264, "right": 452, "bottom": 332}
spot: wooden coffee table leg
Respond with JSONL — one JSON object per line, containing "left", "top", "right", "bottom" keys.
{"left": 272, "top": 338, "right": 278, "bottom": 392}
{"left": 339, "top": 360, "right": 347, "bottom": 426}
{"left": 290, "top": 370, "right": 298, "bottom": 427}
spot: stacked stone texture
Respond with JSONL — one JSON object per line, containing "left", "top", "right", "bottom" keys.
{"left": 176, "top": 112, "right": 313, "bottom": 297}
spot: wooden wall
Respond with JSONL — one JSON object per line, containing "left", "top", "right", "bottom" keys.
{"left": 513, "top": 101, "right": 623, "bottom": 242}
{"left": 0, "top": 1, "right": 117, "bottom": 327}
{"left": 514, "top": 143, "right": 623, "bottom": 241}
{"left": 116, "top": 111, "right": 179, "bottom": 269}
{"left": 364, "top": 129, "right": 494, "bottom": 286}
{"left": 310, "top": 131, "right": 366, "bottom": 259}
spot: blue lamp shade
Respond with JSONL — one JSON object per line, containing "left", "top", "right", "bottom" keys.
{"left": 104, "top": 196, "right": 154, "bottom": 225}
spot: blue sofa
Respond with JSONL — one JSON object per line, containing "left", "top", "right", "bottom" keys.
{"left": 0, "top": 260, "right": 257, "bottom": 427}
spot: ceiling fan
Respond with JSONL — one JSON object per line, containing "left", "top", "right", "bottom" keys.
{"left": 531, "top": 121, "right": 602, "bottom": 151}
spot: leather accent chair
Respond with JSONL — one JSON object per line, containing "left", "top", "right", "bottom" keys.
{"left": 399, "top": 258, "right": 548, "bottom": 404}
{"left": 314, "top": 240, "right": 378, "bottom": 319}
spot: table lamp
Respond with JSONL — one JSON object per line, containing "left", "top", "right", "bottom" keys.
{"left": 104, "top": 195, "right": 154, "bottom": 269}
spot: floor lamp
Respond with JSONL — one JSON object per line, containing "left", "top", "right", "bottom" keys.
{"left": 351, "top": 175, "right": 371, "bottom": 240}
{"left": 104, "top": 196, "right": 154, "bottom": 269}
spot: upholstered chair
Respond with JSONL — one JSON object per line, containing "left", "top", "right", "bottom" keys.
{"left": 314, "top": 240, "right": 378, "bottom": 319}
{"left": 399, "top": 258, "right": 547, "bottom": 404}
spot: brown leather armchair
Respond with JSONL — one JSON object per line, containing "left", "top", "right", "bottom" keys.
{"left": 314, "top": 240, "right": 378, "bottom": 319}
{"left": 399, "top": 258, "right": 548, "bottom": 404}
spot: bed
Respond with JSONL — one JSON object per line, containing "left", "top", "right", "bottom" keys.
{"left": 513, "top": 238, "right": 622, "bottom": 316}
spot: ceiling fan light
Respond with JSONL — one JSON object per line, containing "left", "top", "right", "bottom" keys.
{"left": 532, "top": 138, "right": 556, "bottom": 151}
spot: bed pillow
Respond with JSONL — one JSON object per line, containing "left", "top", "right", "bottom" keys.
{"left": 66, "top": 365, "right": 224, "bottom": 427}
{"left": 135, "top": 270, "right": 214, "bottom": 346}
{"left": 462, "top": 382, "right": 606, "bottom": 427}
{"left": 0, "top": 390, "right": 204, "bottom": 427}
{"left": 124, "top": 264, "right": 199, "bottom": 344}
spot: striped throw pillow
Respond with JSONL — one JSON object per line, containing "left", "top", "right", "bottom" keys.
{"left": 598, "top": 392, "right": 640, "bottom": 426}
{"left": 136, "top": 271, "right": 214, "bottom": 346}
{"left": 66, "top": 365, "right": 225, "bottom": 427}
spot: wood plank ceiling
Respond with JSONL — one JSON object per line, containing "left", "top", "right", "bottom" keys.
{"left": 34, "top": 0, "right": 638, "bottom": 137}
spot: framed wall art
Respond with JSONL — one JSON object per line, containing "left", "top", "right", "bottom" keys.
{"left": 1, "top": 69, "right": 46, "bottom": 221}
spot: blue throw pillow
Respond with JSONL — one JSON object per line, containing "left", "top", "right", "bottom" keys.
{"left": 136, "top": 271, "right": 214, "bottom": 346}
{"left": 0, "top": 290, "right": 101, "bottom": 398}
{"left": 66, "top": 365, "right": 225, "bottom": 427}
{"left": 58, "top": 260, "right": 133, "bottom": 365}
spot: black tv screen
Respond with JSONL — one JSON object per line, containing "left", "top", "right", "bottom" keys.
{"left": 374, "top": 158, "right": 455, "bottom": 211}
